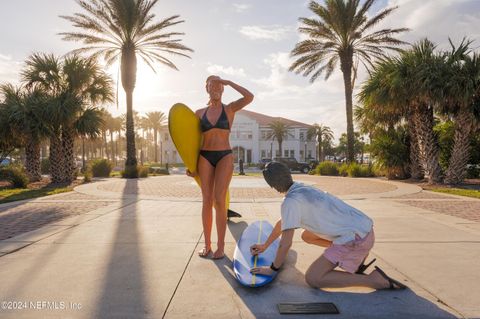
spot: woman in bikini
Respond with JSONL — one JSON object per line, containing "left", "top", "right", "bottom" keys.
{"left": 187, "top": 75, "right": 253, "bottom": 259}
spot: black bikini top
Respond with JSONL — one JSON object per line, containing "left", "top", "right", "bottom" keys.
{"left": 200, "top": 104, "right": 230, "bottom": 132}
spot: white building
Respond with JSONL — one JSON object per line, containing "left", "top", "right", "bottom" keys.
{"left": 159, "top": 109, "right": 316, "bottom": 164}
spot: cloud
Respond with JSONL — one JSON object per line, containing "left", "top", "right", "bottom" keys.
{"left": 378, "top": 0, "right": 480, "bottom": 46}
{"left": 239, "top": 25, "right": 294, "bottom": 41}
{"left": 250, "top": 52, "right": 348, "bottom": 138}
{"left": 0, "top": 54, "right": 22, "bottom": 85}
{"left": 232, "top": 3, "right": 251, "bottom": 13}
{"left": 206, "top": 64, "right": 246, "bottom": 77}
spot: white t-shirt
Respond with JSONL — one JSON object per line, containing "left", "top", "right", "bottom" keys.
{"left": 281, "top": 182, "right": 373, "bottom": 245}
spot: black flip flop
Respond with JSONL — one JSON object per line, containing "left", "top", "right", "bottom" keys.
{"left": 355, "top": 258, "right": 377, "bottom": 275}
{"left": 374, "top": 266, "right": 408, "bottom": 290}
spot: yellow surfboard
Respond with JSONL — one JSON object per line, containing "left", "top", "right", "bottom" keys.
{"left": 168, "top": 103, "right": 232, "bottom": 211}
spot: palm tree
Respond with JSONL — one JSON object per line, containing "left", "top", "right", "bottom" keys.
{"left": 443, "top": 40, "right": 480, "bottom": 184}
{"left": 107, "top": 115, "right": 123, "bottom": 165}
{"left": 307, "top": 123, "right": 334, "bottom": 162}
{"left": 0, "top": 102, "right": 22, "bottom": 164}
{"left": 357, "top": 40, "right": 446, "bottom": 183}
{"left": 266, "top": 120, "right": 293, "bottom": 157}
{"left": 357, "top": 57, "right": 424, "bottom": 179}
{"left": 76, "top": 107, "right": 105, "bottom": 171}
{"left": 289, "top": 0, "right": 408, "bottom": 163}
{"left": 144, "top": 111, "right": 167, "bottom": 163}
{"left": 0, "top": 84, "right": 49, "bottom": 182}
{"left": 22, "top": 53, "right": 114, "bottom": 183}
{"left": 60, "top": 0, "right": 193, "bottom": 177}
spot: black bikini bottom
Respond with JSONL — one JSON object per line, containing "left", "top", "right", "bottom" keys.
{"left": 199, "top": 149, "right": 233, "bottom": 167}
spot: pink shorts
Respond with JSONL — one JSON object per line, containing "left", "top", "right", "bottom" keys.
{"left": 323, "top": 228, "right": 375, "bottom": 273}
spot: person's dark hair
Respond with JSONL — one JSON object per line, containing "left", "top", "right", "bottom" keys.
{"left": 262, "top": 161, "right": 293, "bottom": 193}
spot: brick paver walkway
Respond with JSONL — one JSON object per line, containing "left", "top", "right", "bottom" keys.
{"left": 0, "top": 201, "right": 114, "bottom": 240}
{"left": 96, "top": 175, "right": 398, "bottom": 199}
{"left": 397, "top": 198, "right": 480, "bottom": 222}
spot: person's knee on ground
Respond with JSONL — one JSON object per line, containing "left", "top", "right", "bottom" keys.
{"left": 304, "top": 256, "right": 336, "bottom": 288}
{"left": 305, "top": 267, "right": 330, "bottom": 288}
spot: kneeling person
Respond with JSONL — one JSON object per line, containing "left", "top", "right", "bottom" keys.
{"left": 250, "top": 162, "right": 406, "bottom": 290}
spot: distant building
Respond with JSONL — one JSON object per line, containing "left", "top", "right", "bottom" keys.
{"left": 159, "top": 109, "right": 316, "bottom": 164}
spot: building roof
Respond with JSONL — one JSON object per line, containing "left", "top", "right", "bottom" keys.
{"left": 237, "top": 109, "right": 312, "bottom": 128}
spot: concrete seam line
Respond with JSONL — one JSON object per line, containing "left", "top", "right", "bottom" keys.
{"left": 162, "top": 231, "right": 203, "bottom": 319}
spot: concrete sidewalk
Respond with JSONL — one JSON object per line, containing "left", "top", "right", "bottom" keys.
{"left": 0, "top": 176, "right": 479, "bottom": 318}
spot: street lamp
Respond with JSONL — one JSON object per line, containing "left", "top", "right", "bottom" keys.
{"left": 304, "top": 141, "right": 307, "bottom": 162}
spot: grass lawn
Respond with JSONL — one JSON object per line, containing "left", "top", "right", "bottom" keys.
{"left": 429, "top": 187, "right": 480, "bottom": 199}
{"left": 0, "top": 178, "right": 79, "bottom": 204}
{"left": 233, "top": 172, "right": 263, "bottom": 177}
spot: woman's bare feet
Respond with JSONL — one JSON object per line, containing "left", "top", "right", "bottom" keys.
{"left": 212, "top": 245, "right": 225, "bottom": 259}
{"left": 198, "top": 246, "right": 212, "bottom": 258}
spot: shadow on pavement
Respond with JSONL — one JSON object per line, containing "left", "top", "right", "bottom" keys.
{"left": 94, "top": 178, "right": 148, "bottom": 318}
{"left": 213, "top": 225, "right": 458, "bottom": 318}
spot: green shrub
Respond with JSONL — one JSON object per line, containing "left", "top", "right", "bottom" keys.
{"left": 315, "top": 161, "right": 339, "bottom": 176}
{"left": 83, "top": 169, "right": 92, "bottom": 183}
{"left": 41, "top": 158, "right": 50, "bottom": 174}
{"left": 138, "top": 166, "right": 149, "bottom": 178}
{"left": 0, "top": 165, "right": 29, "bottom": 188}
{"left": 338, "top": 163, "right": 349, "bottom": 177}
{"left": 90, "top": 159, "right": 113, "bottom": 177}
{"left": 149, "top": 167, "right": 169, "bottom": 175}
{"left": 121, "top": 165, "right": 138, "bottom": 178}
{"left": 466, "top": 165, "right": 480, "bottom": 179}
{"left": 347, "top": 163, "right": 375, "bottom": 177}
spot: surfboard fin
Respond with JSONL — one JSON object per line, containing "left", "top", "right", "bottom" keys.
{"left": 227, "top": 209, "right": 242, "bottom": 219}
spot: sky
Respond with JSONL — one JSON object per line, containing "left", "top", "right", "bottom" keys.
{"left": 1, "top": 0, "right": 480, "bottom": 140}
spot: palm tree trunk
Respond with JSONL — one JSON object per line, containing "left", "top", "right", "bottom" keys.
{"left": 407, "top": 110, "right": 424, "bottom": 179}
{"left": 414, "top": 104, "right": 442, "bottom": 184}
{"left": 103, "top": 130, "right": 109, "bottom": 160}
{"left": 278, "top": 140, "right": 283, "bottom": 157}
{"left": 341, "top": 56, "right": 355, "bottom": 163}
{"left": 445, "top": 108, "right": 473, "bottom": 184}
{"left": 25, "top": 139, "right": 41, "bottom": 182}
{"left": 49, "top": 135, "right": 65, "bottom": 184}
{"left": 154, "top": 129, "right": 158, "bottom": 163}
{"left": 62, "top": 127, "right": 76, "bottom": 183}
{"left": 110, "top": 132, "right": 115, "bottom": 164}
{"left": 122, "top": 47, "right": 138, "bottom": 176}
{"left": 319, "top": 135, "right": 323, "bottom": 162}
{"left": 82, "top": 137, "right": 86, "bottom": 172}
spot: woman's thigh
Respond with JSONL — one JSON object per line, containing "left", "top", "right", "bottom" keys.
{"left": 198, "top": 155, "right": 215, "bottom": 200}
{"left": 213, "top": 153, "right": 234, "bottom": 200}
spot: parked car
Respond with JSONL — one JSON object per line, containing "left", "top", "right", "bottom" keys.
{"left": 273, "top": 157, "right": 310, "bottom": 173}
{"left": 0, "top": 158, "right": 13, "bottom": 166}
{"left": 257, "top": 158, "right": 272, "bottom": 169}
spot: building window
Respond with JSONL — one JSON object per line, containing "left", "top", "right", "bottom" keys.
{"left": 261, "top": 150, "right": 266, "bottom": 158}
{"left": 261, "top": 130, "right": 270, "bottom": 140}
{"left": 300, "top": 150, "right": 304, "bottom": 160}
{"left": 276, "top": 150, "right": 280, "bottom": 157}
{"left": 284, "top": 150, "right": 289, "bottom": 157}
{"left": 287, "top": 129, "right": 295, "bottom": 140}
{"left": 308, "top": 150, "right": 312, "bottom": 158}
{"left": 290, "top": 150, "right": 294, "bottom": 158}
{"left": 299, "top": 131, "right": 305, "bottom": 141}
